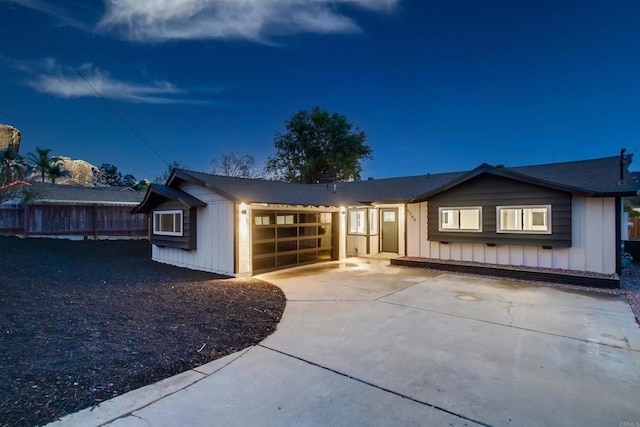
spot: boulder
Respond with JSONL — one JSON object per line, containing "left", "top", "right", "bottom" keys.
{"left": 56, "top": 157, "right": 98, "bottom": 186}
{"left": 0, "top": 124, "right": 21, "bottom": 153}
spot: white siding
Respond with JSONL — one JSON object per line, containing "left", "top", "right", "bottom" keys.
{"left": 346, "top": 235, "right": 368, "bottom": 256}
{"left": 406, "top": 203, "right": 423, "bottom": 256}
{"left": 237, "top": 204, "right": 251, "bottom": 277}
{"left": 152, "top": 184, "right": 236, "bottom": 276}
{"left": 179, "top": 182, "right": 229, "bottom": 203}
{"left": 339, "top": 207, "right": 347, "bottom": 260}
{"left": 408, "top": 197, "right": 617, "bottom": 275}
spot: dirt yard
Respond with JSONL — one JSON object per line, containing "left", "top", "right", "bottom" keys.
{"left": 0, "top": 237, "right": 286, "bottom": 426}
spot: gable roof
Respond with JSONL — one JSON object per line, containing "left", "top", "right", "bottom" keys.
{"left": 411, "top": 156, "right": 638, "bottom": 201}
{"left": 131, "top": 184, "right": 206, "bottom": 214}
{"left": 30, "top": 182, "right": 145, "bottom": 205}
{"left": 169, "top": 169, "right": 361, "bottom": 206}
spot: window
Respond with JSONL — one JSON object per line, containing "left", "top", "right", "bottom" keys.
{"left": 369, "top": 209, "right": 378, "bottom": 234}
{"left": 497, "top": 205, "right": 551, "bottom": 233}
{"left": 348, "top": 209, "right": 366, "bottom": 234}
{"left": 276, "top": 214, "right": 295, "bottom": 225}
{"left": 254, "top": 215, "right": 271, "bottom": 226}
{"left": 438, "top": 207, "right": 482, "bottom": 232}
{"left": 153, "top": 210, "right": 183, "bottom": 236}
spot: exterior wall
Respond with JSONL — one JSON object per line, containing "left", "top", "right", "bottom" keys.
{"left": 346, "top": 235, "right": 367, "bottom": 256}
{"left": 152, "top": 182, "right": 235, "bottom": 276}
{"left": 338, "top": 206, "right": 347, "bottom": 260}
{"left": 237, "top": 203, "right": 252, "bottom": 277}
{"left": 150, "top": 200, "right": 196, "bottom": 250}
{"left": 406, "top": 197, "right": 616, "bottom": 275}
{"left": 427, "top": 174, "right": 572, "bottom": 247}
{"left": 406, "top": 202, "right": 427, "bottom": 257}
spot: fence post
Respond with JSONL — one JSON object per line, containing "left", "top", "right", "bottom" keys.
{"left": 22, "top": 204, "right": 29, "bottom": 236}
{"left": 93, "top": 205, "right": 99, "bottom": 240}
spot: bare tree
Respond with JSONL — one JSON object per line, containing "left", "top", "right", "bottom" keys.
{"left": 211, "top": 152, "right": 262, "bottom": 178}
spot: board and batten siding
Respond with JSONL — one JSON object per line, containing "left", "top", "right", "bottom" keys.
{"left": 152, "top": 182, "right": 236, "bottom": 276}
{"left": 427, "top": 174, "right": 571, "bottom": 247}
{"left": 407, "top": 197, "right": 616, "bottom": 275}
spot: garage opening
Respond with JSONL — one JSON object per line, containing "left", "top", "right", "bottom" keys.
{"left": 252, "top": 210, "right": 333, "bottom": 273}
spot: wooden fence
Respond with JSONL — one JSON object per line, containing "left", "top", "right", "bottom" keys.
{"left": 0, "top": 203, "right": 148, "bottom": 239}
{"left": 629, "top": 217, "right": 640, "bottom": 240}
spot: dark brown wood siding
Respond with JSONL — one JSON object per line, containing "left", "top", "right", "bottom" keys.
{"left": 427, "top": 174, "right": 572, "bottom": 247}
{"left": 150, "top": 200, "right": 197, "bottom": 250}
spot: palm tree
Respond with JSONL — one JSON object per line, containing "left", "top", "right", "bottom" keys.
{"left": 47, "top": 163, "right": 70, "bottom": 184}
{"left": 27, "top": 147, "right": 64, "bottom": 183}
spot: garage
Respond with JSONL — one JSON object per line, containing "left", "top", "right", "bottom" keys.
{"left": 252, "top": 210, "right": 334, "bottom": 273}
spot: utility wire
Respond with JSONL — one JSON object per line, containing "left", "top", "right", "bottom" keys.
{"left": 0, "top": 110, "right": 157, "bottom": 178}
{"left": 25, "top": 15, "right": 171, "bottom": 167}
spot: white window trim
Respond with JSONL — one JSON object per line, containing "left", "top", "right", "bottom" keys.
{"left": 348, "top": 209, "right": 367, "bottom": 235}
{"left": 496, "top": 205, "right": 552, "bottom": 234}
{"left": 153, "top": 210, "right": 184, "bottom": 236}
{"left": 438, "top": 206, "right": 483, "bottom": 232}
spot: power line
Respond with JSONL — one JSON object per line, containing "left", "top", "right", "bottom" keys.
{"left": 0, "top": 110, "right": 157, "bottom": 178}
{"left": 25, "top": 15, "right": 171, "bottom": 167}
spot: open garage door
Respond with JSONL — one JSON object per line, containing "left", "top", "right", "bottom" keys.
{"left": 252, "top": 210, "right": 333, "bottom": 273}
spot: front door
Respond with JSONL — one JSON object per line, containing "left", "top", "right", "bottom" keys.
{"left": 380, "top": 208, "right": 398, "bottom": 253}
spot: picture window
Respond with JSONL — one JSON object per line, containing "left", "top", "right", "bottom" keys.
{"left": 153, "top": 210, "right": 183, "bottom": 236}
{"left": 438, "top": 207, "right": 482, "bottom": 232}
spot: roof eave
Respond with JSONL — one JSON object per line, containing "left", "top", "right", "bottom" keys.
{"left": 131, "top": 184, "right": 206, "bottom": 214}
{"left": 170, "top": 169, "right": 240, "bottom": 202}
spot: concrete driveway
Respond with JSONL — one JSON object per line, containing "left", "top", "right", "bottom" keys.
{"left": 53, "top": 259, "right": 640, "bottom": 427}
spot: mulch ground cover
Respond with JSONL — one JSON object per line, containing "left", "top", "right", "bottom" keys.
{"left": 0, "top": 236, "right": 286, "bottom": 426}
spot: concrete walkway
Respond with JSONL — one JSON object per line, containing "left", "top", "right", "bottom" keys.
{"left": 51, "top": 259, "right": 640, "bottom": 426}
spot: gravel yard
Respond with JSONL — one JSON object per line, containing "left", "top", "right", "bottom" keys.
{"left": 620, "top": 264, "right": 640, "bottom": 325}
{"left": 0, "top": 237, "right": 285, "bottom": 427}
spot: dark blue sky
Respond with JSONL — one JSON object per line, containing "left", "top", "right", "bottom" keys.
{"left": 1, "top": 0, "right": 638, "bottom": 181}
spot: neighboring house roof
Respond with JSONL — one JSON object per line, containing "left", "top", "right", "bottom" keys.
{"left": 169, "top": 169, "right": 362, "bottom": 206}
{"left": 134, "top": 155, "right": 638, "bottom": 212}
{"left": 29, "top": 182, "right": 145, "bottom": 205}
{"left": 132, "top": 184, "right": 206, "bottom": 214}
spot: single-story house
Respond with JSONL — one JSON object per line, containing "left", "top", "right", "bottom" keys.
{"left": 132, "top": 155, "right": 638, "bottom": 287}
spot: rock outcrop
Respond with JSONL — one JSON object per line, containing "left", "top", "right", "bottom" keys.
{"left": 0, "top": 124, "right": 21, "bottom": 153}
{"left": 56, "top": 157, "right": 98, "bottom": 186}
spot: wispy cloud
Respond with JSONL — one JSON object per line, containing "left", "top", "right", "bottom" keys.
{"left": 4, "top": 57, "right": 210, "bottom": 104}
{"left": 8, "top": 0, "right": 400, "bottom": 43}
{"left": 98, "top": 0, "right": 400, "bottom": 42}
{"left": 4, "top": 0, "right": 93, "bottom": 31}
